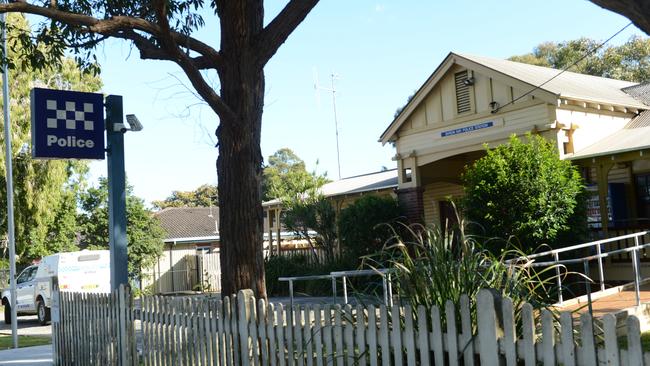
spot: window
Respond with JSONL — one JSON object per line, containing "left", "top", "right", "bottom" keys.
{"left": 454, "top": 70, "right": 472, "bottom": 114}
{"left": 636, "top": 174, "right": 650, "bottom": 219}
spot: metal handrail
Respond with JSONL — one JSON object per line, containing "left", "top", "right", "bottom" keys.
{"left": 278, "top": 268, "right": 394, "bottom": 308}
{"left": 507, "top": 231, "right": 649, "bottom": 310}
{"left": 505, "top": 230, "right": 649, "bottom": 263}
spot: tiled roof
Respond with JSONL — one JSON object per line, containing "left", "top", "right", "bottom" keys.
{"left": 155, "top": 207, "right": 219, "bottom": 241}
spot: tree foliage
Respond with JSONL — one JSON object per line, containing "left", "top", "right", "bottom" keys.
{"left": 0, "top": 14, "right": 101, "bottom": 262}
{"left": 338, "top": 195, "right": 402, "bottom": 261}
{"left": 0, "top": 0, "right": 320, "bottom": 297}
{"left": 262, "top": 148, "right": 327, "bottom": 201}
{"left": 462, "top": 134, "right": 586, "bottom": 251}
{"left": 509, "top": 36, "right": 650, "bottom": 82}
{"left": 153, "top": 184, "right": 218, "bottom": 210}
{"left": 282, "top": 191, "right": 337, "bottom": 263}
{"left": 77, "top": 178, "right": 165, "bottom": 281}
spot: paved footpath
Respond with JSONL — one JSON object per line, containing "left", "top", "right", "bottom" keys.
{"left": 0, "top": 345, "right": 52, "bottom": 366}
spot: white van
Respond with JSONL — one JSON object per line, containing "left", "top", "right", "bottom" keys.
{"left": 1, "top": 250, "right": 111, "bottom": 325}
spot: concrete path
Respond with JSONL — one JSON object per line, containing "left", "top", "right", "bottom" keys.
{"left": 0, "top": 345, "right": 52, "bottom": 366}
{"left": 556, "top": 283, "right": 650, "bottom": 317}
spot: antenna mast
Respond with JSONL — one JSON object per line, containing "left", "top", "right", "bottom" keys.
{"left": 314, "top": 71, "right": 342, "bottom": 180}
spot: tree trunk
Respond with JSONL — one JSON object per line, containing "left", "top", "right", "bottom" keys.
{"left": 216, "top": 1, "right": 267, "bottom": 299}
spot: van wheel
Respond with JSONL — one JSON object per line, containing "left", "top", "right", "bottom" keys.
{"left": 3, "top": 301, "right": 10, "bottom": 325}
{"left": 37, "top": 299, "right": 50, "bottom": 325}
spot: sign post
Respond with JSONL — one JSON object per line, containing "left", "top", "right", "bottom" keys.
{"left": 105, "top": 95, "right": 129, "bottom": 290}
{"left": 31, "top": 88, "right": 130, "bottom": 291}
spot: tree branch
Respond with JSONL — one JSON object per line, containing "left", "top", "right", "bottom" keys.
{"left": 255, "top": 0, "right": 319, "bottom": 67}
{"left": 0, "top": 2, "right": 223, "bottom": 69}
{"left": 589, "top": 0, "right": 650, "bottom": 35}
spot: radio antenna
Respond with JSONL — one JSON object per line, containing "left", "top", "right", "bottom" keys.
{"left": 314, "top": 70, "right": 342, "bottom": 180}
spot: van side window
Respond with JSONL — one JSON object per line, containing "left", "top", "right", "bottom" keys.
{"left": 27, "top": 267, "right": 37, "bottom": 282}
{"left": 16, "top": 268, "right": 32, "bottom": 284}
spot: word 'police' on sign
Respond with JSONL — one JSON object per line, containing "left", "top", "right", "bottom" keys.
{"left": 441, "top": 121, "right": 494, "bottom": 137}
{"left": 31, "top": 88, "right": 105, "bottom": 160}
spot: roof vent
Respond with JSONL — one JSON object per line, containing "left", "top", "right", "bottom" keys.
{"left": 455, "top": 70, "right": 472, "bottom": 114}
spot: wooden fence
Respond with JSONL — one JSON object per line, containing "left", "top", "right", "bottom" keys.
{"left": 52, "top": 285, "right": 650, "bottom": 365}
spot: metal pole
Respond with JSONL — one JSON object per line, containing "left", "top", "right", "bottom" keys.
{"left": 330, "top": 73, "right": 341, "bottom": 180}
{"left": 332, "top": 277, "right": 337, "bottom": 304}
{"left": 1, "top": 9, "right": 18, "bottom": 348}
{"left": 584, "top": 260, "right": 594, "bottom": 318}
{"left": 382, "top": 275, "right": 388, "bottom": 307}
{"left": 105, "top": 95, "right": 129, "bottom": 290}
{"left": 553, "top": 252, "right": 563, "bottom": 304}
{"left": 289, "top": 280, "right": 294, "bottom": 310}
{"left": 633, "top": 237, "right": 642, "bottom": 306}
{"left": 342, "top": 276, "right": 348, "bottom": 304}
{"left": 596, "top": 242, "right": 605, "bottom": 292}
{"left": 387, "top": 274, "right": 393, "bottom": 307}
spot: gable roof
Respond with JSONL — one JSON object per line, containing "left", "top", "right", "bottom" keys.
{"left": 155, "top": 207, "right": 219, "bottom": 241}
{"left": 262, "top": 169, "right": 398, "bottom": 207}
{"left": 380, "top": 52, "right": 646, "bottom": 144}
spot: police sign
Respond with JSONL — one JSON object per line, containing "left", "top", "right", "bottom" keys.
{"left": 31, "top": 88, "right": 105, "bottom": 159}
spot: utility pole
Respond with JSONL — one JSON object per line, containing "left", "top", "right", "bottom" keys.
{"left": 1, "top": 5, "right": 18, "bottom": 348}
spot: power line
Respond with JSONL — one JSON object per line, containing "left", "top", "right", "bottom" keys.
{"left": 495, "top": 22, "right": 633, "bottom": 112}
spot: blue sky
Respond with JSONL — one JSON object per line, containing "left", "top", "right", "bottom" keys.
{"left": 87, "top": 0, "right": 645, "bottom": 204}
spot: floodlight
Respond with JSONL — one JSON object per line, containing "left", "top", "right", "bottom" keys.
{"left": 125, "top": 114, "right": 143, "bottom": 132}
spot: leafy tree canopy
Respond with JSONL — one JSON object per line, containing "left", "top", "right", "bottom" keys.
{"left": 0, "top": 14, "right": 101, "bottom": 262}
{"left": 462, "top": 134, "right": 586, "bottom": 251}
{"left": 509, "top": 36, "right": 650, "bottom": 82}
{"left": 153, "top": 184, "right": 218, "bottom": 210}
{"left": 262, "top": 148, "right": 328, "bottom": 201}
{"left": 78, "top": 177, "right": 165, "bottom": 281}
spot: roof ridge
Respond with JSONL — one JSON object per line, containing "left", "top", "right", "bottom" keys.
{"left": 453, "top": 52, "right": 639, "bottom": 84}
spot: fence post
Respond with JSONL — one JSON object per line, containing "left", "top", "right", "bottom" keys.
{"left": 238, "top": 289, "right": 254, "bottom": 366}
{"left": 477, "top": 289, "right": 502, "bottom": 366}
{"left": 118, "top": 285, "right": 129, "bottom": 366}
{"left": 51, "top": 277, "right": 60, "bottom": 365}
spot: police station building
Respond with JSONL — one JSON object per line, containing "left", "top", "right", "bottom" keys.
{"left": 380, "top": 52, "right": 650, "bottom": 240}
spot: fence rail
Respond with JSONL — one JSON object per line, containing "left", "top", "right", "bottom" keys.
{"left": 53, "top": 285, "right": 650, "bottom": 365}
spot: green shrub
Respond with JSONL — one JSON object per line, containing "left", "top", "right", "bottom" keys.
{"left": 462, "top": 134, "right": 586, "bottom": 252}
{"left": 338, "top": 195, "right": 403, "bottom": 261}
{"left": 363, "top": 217, "right": 562, "bottom": 326}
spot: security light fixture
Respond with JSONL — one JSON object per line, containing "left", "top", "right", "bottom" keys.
{"left": 489, "top": 101, "right": 500, "bottom": 114}
{"left": 463, "top": 77, "right": 475, "bottom": 86}
{"left": 125, "top": 114, "right": 143, "bottom": 132}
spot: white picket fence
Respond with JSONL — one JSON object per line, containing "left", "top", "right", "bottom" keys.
{"left": 52, "top": 285, "right": 650, "bottom": 365}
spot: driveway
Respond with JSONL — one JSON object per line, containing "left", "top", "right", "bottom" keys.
{"left": 0, "top": 315, "right": 51, "bottom": 337}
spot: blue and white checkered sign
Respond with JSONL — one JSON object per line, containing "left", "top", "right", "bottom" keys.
{"left": 31, "top": 88, "right": 105, "bottom": 159}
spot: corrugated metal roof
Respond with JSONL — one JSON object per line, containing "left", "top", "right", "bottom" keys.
{"left": 456, "top": 53, "right": 646, "bottom": 109}
{"left": 320, "top": 169, "right": 398, "bottom": 197}
{"left": 262, "top": 169, "right": 398, "bottom": 207}
{"left": 569, "top": 111, "right": 650, "bottom": 160}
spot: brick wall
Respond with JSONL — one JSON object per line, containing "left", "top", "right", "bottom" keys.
{"left": 397, "top": 187, "right": 424, "bottom": 224}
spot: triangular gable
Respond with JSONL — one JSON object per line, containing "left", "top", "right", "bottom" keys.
{"left": 379, "top": 52, "right": 558, "bottom": 145}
